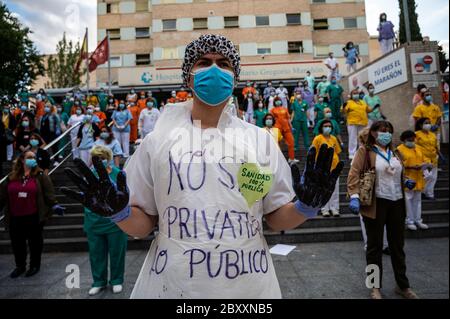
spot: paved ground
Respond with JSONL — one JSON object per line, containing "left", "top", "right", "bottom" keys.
{"left": 0, "top": 238, "right": 447, "bottom": 299}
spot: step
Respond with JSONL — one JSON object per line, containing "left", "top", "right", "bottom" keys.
{"left": 0, "top": 236, "right": 154, "bottom": 254}
{"left": 263, "top": 222, "right": 449, "bottom": 245}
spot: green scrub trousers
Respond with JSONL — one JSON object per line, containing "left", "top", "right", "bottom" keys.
{"left": 292, "top": 120, "right": 310, "bottom": 150}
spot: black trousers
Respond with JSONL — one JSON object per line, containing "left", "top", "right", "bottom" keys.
{"left": 363, "top": 197, "right": 410, "bottom": 289}
{"left": 9, "top": 214, "right": 44, "bottom": 269}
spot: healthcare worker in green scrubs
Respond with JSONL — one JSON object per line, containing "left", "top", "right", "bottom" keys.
{"left": 291, "top": 93, "right": 310, "bottom": 151}
{"left": 326, "top": 75, "right": 344, "bottom": 123}
{"left": 84, "top": 145, "right": 128, "bottom": 296}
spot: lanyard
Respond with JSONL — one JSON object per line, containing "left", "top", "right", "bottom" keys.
{"left": 372, "top": 146, "right": 391, "bottom": 164}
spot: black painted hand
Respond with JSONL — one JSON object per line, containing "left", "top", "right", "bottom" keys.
{"left": 291, "top": 144, "right": 344, "bottom": 208}
{"left": 61, "top": 157, "right": 129, "bottom": 217}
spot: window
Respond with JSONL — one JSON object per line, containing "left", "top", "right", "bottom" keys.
{"left": 224, "top": 16, "right": 239, "bottom": 28}
{"left": 257, "top": 43, "right": 271, "bottom": 55}
{"left": 193, "top": 18, "right": 208, "bottom": 30}
{"left": 110, "top": 56, "right": 121, "bottom": 67}
{"left": 161, "top": 0, "right": 176, "bottom": 3}
{"left": 135, "top": 27, "right": 150, "bottom": 38}
{"left": 288, "top": 41, "right": 303, "bottom": 53}
{"left": 136, "top": 54, "right": 151, "bottom": 65}
{"left": 312, "top": 0, "right": 326, "bottom": 2}
{"left": 162, "top": 19, "right": 177, "bottom": 31}
{"left": 286, "top": 13, "right": 301, "bottom": 25}
{"left": 106, "top": 3, "right": 119, "bottom": 14}
{"left": 313, "top": 19, "right": 329, "bottom": 30}
{"left": 344, "top": 18, "right": 357, "bottom": 29}
{"left": 314, "top": 45, "right": 329, "bottom": 57}
{"left": 256, "top": 16, "right": 270, "bottom": 26}
{"left": 108, "top": 29, "right": 120, "bottom": 40}
{"left": 162, "top": 47, "right": 178, "bottom": 59}
{"left": 135, "top": 0, "right": 148, "bottom": 12}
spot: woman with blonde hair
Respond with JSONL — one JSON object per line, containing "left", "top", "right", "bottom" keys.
{"left": 81, "top": 145, "right": 128, "bottom": 296}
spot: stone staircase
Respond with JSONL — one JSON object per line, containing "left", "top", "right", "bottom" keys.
{"left": 0, "top": 129, "right": 448, "bottom": 253}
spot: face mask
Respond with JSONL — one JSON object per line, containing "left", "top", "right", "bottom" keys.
{"left": 85, "top": 115, "right": 92, "bottom": 122}
{"left": 140, "top": 96, "right": 145, "bottom": 99}
{"left": 22, "top": 121, "right": 29, "bottom": 127}
{"left": 87, "top": 109, "right": 94, "bottom": 115}
{"left": 297, "top": 95, "right": 302, "bottom": 100}
{"left": 268, "top": 83, "right": 272, "bottom": 87}
{"left": 279, "top": 85, "right": 283, "bottom": 88}
{"left": 57, "top": 108, "right": 62, "bottom": 113}
{"left": 369, "top": 88, "right": 375, "bottom": 94}
{"left": 376, "top": 132, "right": 392, "bottom": 146}
{"left": 425, "top": 95, "right": 433, "bottom": 103}
{"left": 258, "top": 104, "right": 263, "bottom": 108}
{"left": 319, "top": 98, "right": 324, "bottom": 103}
{"left": 423, "top": 124, "right": 432, "bottom": 131}
{"left": 359, "top": 94, "right": 365, "bottom": 99}
{"left": 21, "top": 106, "right": 27, "bottom": 112}
{"left": 331, "top": 80, "right": 337, "bottom": 85}
{"left": 30, "top": 139, "right": 39, "bottom": 147}
{"left": 248, "top": 94, "right": 253, "bottom": 98}
{"left": 405, "top": 141, "right": 415, "bottom": 148}
{"left": 25, "top": 158, "right": 38, "bottom": 168}
{"left": 76, "top": 109, "right": 82, "bottom": 115}
{"left": 247, "top": 83, "right": 252, "bottom": 87}
{"left": 323, "top": 127, "right": 332, "bottom": 135}
{"left": 352, "top": 94, "right": 360, "bottom": 101}
{"left": 349, "top": 45, "right": 353, "bottom": 49}
{"left": 325, "top": 113, "right": 332, "bottom": 119}
{"left": 191, "top": 64, "right": 234, "bottom": 107}
{"left": 102, "top": 159, "right": 109, "bottom": 168}
{"left": 100, "top": 132, "right": 109, "bottom": 140}
{"left": 75, "top": 101, "right": 80, "bottom": 106}
{"left": 275, "top": 101, "right": 282, "bottom": 106}
{"left": 94, "top": 107, "right": 100, "bottom": 112}
{"left": 265, "top": 119, "right": 273, "bottom": 127}
{"left": 109, "top": 99, "right": 114, "bottom": 103}
{"left": 147, "top": 102, "right": 153, "bottom": 108}
{"left": 322, "top": 79, "right": 327, "bottom": 82}
{"left": 131, "top": 90, "right": 135, "bottom": 94}
{"left": 3, "top": 109, "right": 9, "bottom": 114}
{"left": 119, "top": 104, "right": 125, "bottom": 109}
{"left": 171, "top": 93, "right": 176, "bottom": 98}
{"left": 270, "top": 92, "right": 275, "bottom": 97}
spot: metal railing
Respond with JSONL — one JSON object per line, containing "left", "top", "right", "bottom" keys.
{"left": 0, "top": 121, "right": 82, "bottom": 222}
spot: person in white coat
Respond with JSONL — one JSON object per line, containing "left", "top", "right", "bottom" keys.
{"left": 138, "top": 100, "right": 161, "bottom": 139}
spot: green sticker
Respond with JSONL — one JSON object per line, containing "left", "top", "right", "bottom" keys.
{"left": 237, "top": 163, "right": 273, "bottom": 208}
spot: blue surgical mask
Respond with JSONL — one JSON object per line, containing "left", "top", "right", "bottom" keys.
{"left": 44, "top": 107, "right": 51, "bottom": 113}
{"left": 30, "top": 139, "right": 39, "bottom": 147}
{"left": 100, "top": 132, "right": 109, "bottom": 139}
{"left": 25, "top": 158, "right": 38, "bottom": 168}
{"left": 85, "top": 115, "right": 92, "bottom": 122}
{"left": 331, "top": 80, "right": 337, "bottom": 85}
{"left": 76, "top": 109, "right": 82, "bottom": 115}
{"left": 352, "top": 94, "right": 360, "bottom": 101}
{"left": 191, "top": 64, "right": 234, "bottom": 107}
{"left": 423, "top": 124, "right": 432, "bottom": 131}
{"left": 265, "top": 119, "right": 273, "bottom": 127}
{"left": 376, "top": 132, "right": 392, "bottom": 146}
{"left": 425, "top": 95, "right": 433, "bottom": 103}
{"left": 119, "top": 104, "right": 125, "bottom": 109}
{"left": 21, "top": 106, "right": 27, "bottom": 112}
{"left": 325, "top": 113, "right": 332, "bottom": 119}
{"left": 275, "top": 101, "right": 282, "bottom": 106}
{"left": 147, "top": 102, "right": 153, "bottom": 108}
{"left": 323, "top": 127, "right": 332, "bottom": 135}
{"left": 405, "top": 141, "right": 415, "bottom": 148}
{"left": 22, "top": 121, "right": 29, "bottom": 127}
{"left": 3, "top": 109, "right": 9, "bottom": 114}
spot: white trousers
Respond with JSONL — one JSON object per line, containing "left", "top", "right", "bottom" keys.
{"left": 347, "top": 125, "right": 364, "bottom": 158}
{"left": 79, "top": 149, "right": 91, "bottom": 166}
{"left": 423, "top": 167, "right": 438, "bottom": 198}
{"left": 6, "top": 144, "right": 13, "bottom": 161}
{"left": 405, "top": 190, "right": 423, "bottom": 224}
{"left": 360, "top": 215, "right": 388, "bottom": 250}
{"left": 115, "top": 131, "right": 130, "bottom": 158}
{"left": 245, "top": 112, "right": 254, "bottom": 124}
{"left": 346, "top": 63, "right": 357, "bottom": 74}
{"left": 321, "top": 178, "right": 339, "bottom": 212}
{"left": 380, "top": 38, "right": 394, "bottom": 55}
{"left": 70, "top": 131, "right": 80, "bottom": 159}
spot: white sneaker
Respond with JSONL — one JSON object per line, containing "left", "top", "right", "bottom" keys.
{"left": 331, "top": 210, "right": 340, "bottom": 217}
{"left": 53, "top": 161, "right": 59, "bottom": 167}
{"left": 416, "top": 222, "right": 429, "bottom": 230}
{"left": 321, "top": 210, "right": 331, "bottom": 217}
{"left": 288, "top": 158, "right": 299, "bottom": 165}
{"left": 112, "top": 284, "right": 123, "bottom": 294}
{"left": 88, "top": 286, "right": 105, "bottom": 296}
{"left": 406, "top": 224, "right": 417, "bottom": 231}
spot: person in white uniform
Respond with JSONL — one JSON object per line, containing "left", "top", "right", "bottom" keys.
{"left": 138, "top": 100, "right": 161, "bottom": 139}
{"left": 62, "top": 34, "right": 343, "bottom": 299}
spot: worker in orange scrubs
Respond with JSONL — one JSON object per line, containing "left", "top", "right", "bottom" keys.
{"left": 270, "top": 97, "right": 298, "bottom": 163}
{"left": 137, "top": 92, "right": 147, "bottom": 113}
{"left": 176, "top": 87, "right": 189, "bottom": 102}
{"left": 127, "top": 102, "right": 140, "bottom": 143}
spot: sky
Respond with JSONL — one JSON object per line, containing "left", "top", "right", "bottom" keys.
{"left": 3, "top": 0, "right": 449, "bottom": 56}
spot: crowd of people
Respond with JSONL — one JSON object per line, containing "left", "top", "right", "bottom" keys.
{"left": 0, "top": 57, "right": 446, "bottom": 299}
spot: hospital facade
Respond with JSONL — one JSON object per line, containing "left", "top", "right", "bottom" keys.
{"left": 96, "top": 0, "right": 370, "bottom": 88}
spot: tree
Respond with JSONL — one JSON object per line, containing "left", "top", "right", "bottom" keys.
{"left": 46, "top": 33, "right": 82, "bottom": 88}
{"left": 0, "top": 3, "right": 44, "bottom": 96}
{"left": 398, "top": 0, "right": 423, "bottom": 44}
{"left": 438, "top": 45, "right": 449, "bottom": 74}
